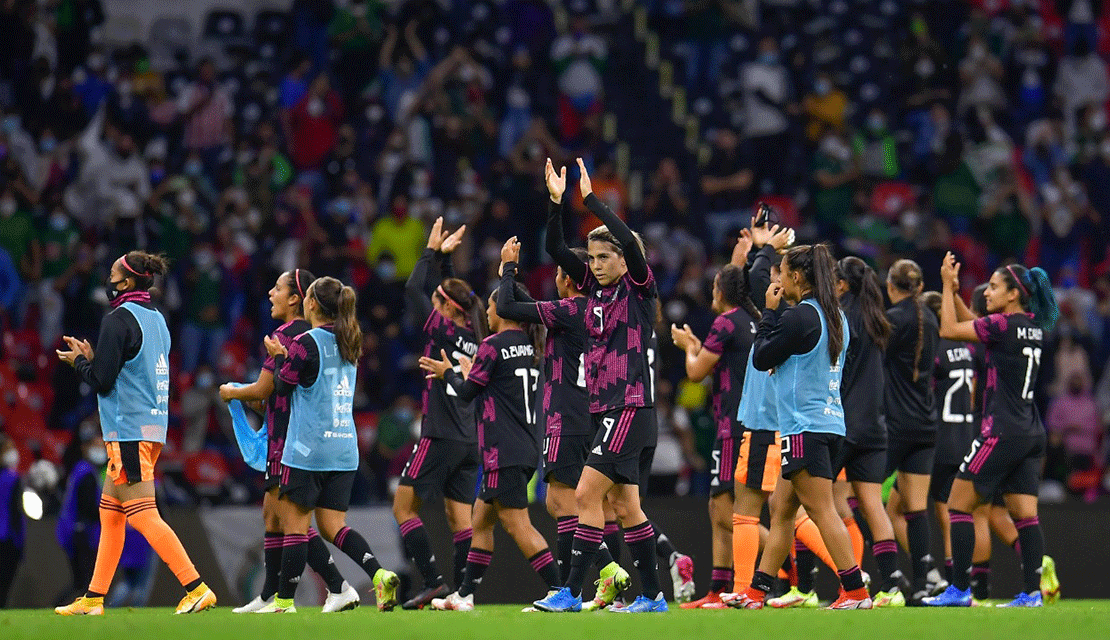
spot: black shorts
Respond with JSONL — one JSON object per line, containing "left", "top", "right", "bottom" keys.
{"left": 958, "top": 434, "right": 1045, "bottom": 499}
{"left": 544, "top": 433, "right": 592, "bottom": 488}
{"left": 399, "top": 437, "right": 479, "bottom": 504}
{"left": 479, "top": 466, "right": 535, "bottom": 509}
{"left": 780, "top": 432, "right": 842, "bottom": 481}
{"left": 930, "top": 462, "right": 960, "bottom": 504}
{"left": 885, "top": 437, "right": 935, "bottom": 476}
{"left": 279, "top": 465, "right": 355, "bottom": 511}
{"left": 587, "top": 407, "right": 656, "bottom": 486}
{"left": 836, "top": 440, "right": 888, "bottom": 484}
{"left": 734, "top": 429, "right": 780, "bottom": 493}
{"left": 710, "top": 436, "right": 739, "bottom": 497}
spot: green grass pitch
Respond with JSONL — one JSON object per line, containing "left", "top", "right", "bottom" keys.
{"left": 3, "top": 602, "right": 1109, "bottom": 640}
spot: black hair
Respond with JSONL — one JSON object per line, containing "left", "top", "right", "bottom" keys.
{"left": 888, "top": 259, "right": 926, "bottom": 381}
{"left": 996, "top": 264, "right": 1059, "bottom": 331}
{"left": 490, "top": 283, "right": 544, "bottom": 365}
{"left": 971, "top": 283, "right": 989, "bottom": 317}
{"left": 837, "top": 257, "right": 892, "bottom": 349}
{"left": 286, "top": 268, "right": 316, "bottom": 317}
{"left": 310, "top": 277, "right": 362, "bottom": 364}
{"left": 784, "top": 244, "right": 843, "bottom": 363}
{"left": 436, "top": 278, "right": 490, "bottom": 341}
{"left": 716, "top": 264, "right": 761, "bottom": 320}
{"left": 120, "top": 251, "right": 170, "bottom": 291}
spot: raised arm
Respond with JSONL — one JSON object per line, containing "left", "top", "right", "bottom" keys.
{"left": 577, "top": 158, "right": 648, "bottom": 284}
{"left": 406, "top": 217, "right": 464, "bottom": 320}
{"left": 939, "top": 252, "right": 979, "bottom": 342}
{"left": 544, "top": 160, "right": 587, "bottom": 284}
{"left": 496, "top": 238, "right": 543, "bottom": 324}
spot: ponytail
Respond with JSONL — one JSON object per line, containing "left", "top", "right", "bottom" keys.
{"left": 785, "top": 244, "right": 843, "bottom": 363}
{"left": 837, "top": 256, "right": 891, "bottom": 349}
{"left": 888, "top": 259, "right": 925, "bottom": 382}
{"left": 717, "top": 264, "right": 761, "bottom": 320}
{"left": 287, "top": 268, "right": 316, "bottom": 317}
{"left": 310, "top": 277, "right": 363, "bottom": 364}
{"left": 121, "top": 251, "right": 171, "bottom": 292}
{"left": 437, "top": 277, "right": 490, "bottom": 341}
{"left": 998, "top": 264, "right": 1059, "bottom": 331}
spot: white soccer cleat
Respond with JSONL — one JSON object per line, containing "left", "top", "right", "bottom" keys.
{"left": 431, "top": 591, "right": 474, "bottom": 612}
{"left": 233, "top": 595, "right": 271, "bottom": 613}
{"left": 670, "top": 553, "right": 695, "bottom": 603}
{"left": 322, "top": 582, "right": 361, "bottom": 613}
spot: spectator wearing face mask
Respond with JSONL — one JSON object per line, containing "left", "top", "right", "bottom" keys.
{"left": 853, "top": 108, "right": 900, "bottom": 182}
{"left": 290, "top": 74, "right": 345, "bottom": 172}
{"left": 180, "top": 244, "right": 229, "bottom": 373}
{"left": 741, "top": 36, "right": 794, "bottom": 193}
{"left": 367, "top": 194, "right": 427, "bottom": 281}
{"left": 802, "top": 72, "right": 848, "bottom": 142}
{"left": 55, "top": 430, "right": 105, "bottom": 605}
{"left": 63, "top": 105, "right": 150, "bottom": 233}
{"left": 177, "top": 58, "right": 233, "bottom": 178}
{"left": 811, "top": 131, "right": 859, "bottom": 237}
{"left": 1046, "top": 372, "right": 1103, "bottom": 477}
{"left": 0, "top": 434, "right": 24, "bottom": 608}
{"left": 1054, "top": 37, "right": 1109, "bottom": 140}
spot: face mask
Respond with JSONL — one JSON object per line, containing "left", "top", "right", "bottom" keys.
{"left": 814, "top": 79, "right": 831, "bottom": 96}
{"left": 307, "top": 98, "right": 325, "bottom": 118}
{"left": 184, "top": 160, "right": 203, "bottom": 177}
{"left": 350, "top": 3, "right": 367, "bottom": 18}
{"left": 50, "top": 212, "right": 69, "bottom": 231}
{"left": 1, "top": 449, "right": 17, "bottom": 470}
{"left": 376, "top": 261, "right": 397, "bottom": 281}
{"left": 40, "top": 137, "right": 57, "bottom": 154}
{"left": 105, "top": 277, "right": 126, "bottom": 302}
{"left": 87, "top": 447, "right": 108, "bottom": 466}
{"left": 0, "top": 198, "right": 16, "bottom": 217}
{"left": 195, "top": 372, "right": 215, "bottom": 389}
{"left": 915, "top": 57, "right": 935, "bottom": 77}
{"left": 365, "top": 104, "right": 384, "bottom": 123}
{"left": 760, "top": 52, "right": 778, "bottom": 65}
{"left": 195, "top": 250, "right": 215, "bottom": 270}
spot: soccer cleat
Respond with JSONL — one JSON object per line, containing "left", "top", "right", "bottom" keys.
{"left": 322, "top": 581, "right": 360, "bottom": 613}
{"left": 612, "top": 593, "right": 668, "bottom": 613}
{"left": 723, "top": 589, "right": 765, "bottom": 609}
{"left": 996, "top": 591, "right": 1043, "bottom": 608}
{"left": 431, "top": 591, "right": 474, "bottom": 611}
{"left": 680, "top": 590, "right": 727, "bottom": 609}
{"left": 1040, "top": 556, "right": 1060, "bottom": 604}
{"left": 922, "top": 585, "right": 972, "bottom": 607}
{"left": 533, "top": 587, "right": 582, "bottom": 612}
{"left": 872, "top": 588, "right": 906, "bottom": 607}
{"left": 373, "top": 568, "right": 400, "bottom": 611}
{"left": 402, "top": 583, "right": 450, "bottom": 610}
{"left": 54, "top": 596, "right": 104, "bottom": 616}
{"left": 593, "top": 562, "right": 631, "bottom": 607}
{"left": 233, "top": 595, "right": 271, "bottom": 613}
{"left": 767, "top": 587, "right": 819, "bottom": 609}
{"left": 925, "top": 567, "right": 949, "bottom": 596}
{"left": 826, "top": 590, "right": 873, "bottom": 610}
{"left": 175, "top": 583, "right": 217, "bottom": 614}
{"left": 670, "top": 554, "right": 696, "bottom": 603}
{"left": 256, "top": 598, "right": 296, "bottom": 613}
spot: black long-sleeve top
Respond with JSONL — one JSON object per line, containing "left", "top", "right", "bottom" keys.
{"left": 496, "top": 262, "right": 542, "bottom": 324}
{"left": 405, "top": 247, "right": 455, "bottom": 323}
{"left": 752, "top": 296, "right": 822, "bottom": 372}
{"left": 744, "top": 244, "right": 779, "bottom": 310}
{"left": 74, "top": 301, "right": 156, "bottom": 395}
{"left": 545, "top": 193, "right": 649, "bottom": 285}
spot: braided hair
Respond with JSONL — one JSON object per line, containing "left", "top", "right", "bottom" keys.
{"left": 888, "top": 259, "right": 925, "bottom": 382}
{"left": 783, "top": 244, "right": 843, "bottom": 363}
{"left": 716, "top": 264, "right": 761, "bottom": 320}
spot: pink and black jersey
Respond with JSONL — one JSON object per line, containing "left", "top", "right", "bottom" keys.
{"left": 581, "top": 268, "right": 659, "bottom": 414}
{"left": 701, "top": 307, "right": 756, "bottom": 440}
{"left": 933, "top": 337, "right": 979, "bottom": 465}
{"left": 446, "top": 329, "right": 541, "bottom": 472}
{"left": 262, "top": 319, "right": 311, "bottom": 470}
{"left": 972, "top": 313, "right": 1045, "bottom": 439}
{"left": 537, "top": 296, "right": 591, "bottom": 440}
{"left": 421, "top": 310, "right": 479, "bottom": 443}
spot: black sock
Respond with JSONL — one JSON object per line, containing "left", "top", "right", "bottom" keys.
{"left": 334, "top": 526, "right": 382, "bottom": 578}
{"left": 838, "top": 566, "right": 865, "bottom": 592}
{"left": 970, "top": 561, "right": 991, "bottom": 600}
{"left": 949, "top": 510, "right": 975, "bottom": 591}
{"left": 795, "top": 539, "right": 817, "bottom": 593}
{"left": 848, "top": 498, "right": 874, "bottom": 546}
{"left": 556, "top": 516, "right": 577, "bottom": 583}
{"left": 872, "top": 539, "right": 901, "bottom": 592}
{"left": 565, "top": 524, "right": 602, "bottom": 596}
{"left": 594, "top": 540, "right": 615, "bottom": 568}
{"left": 278, "top": 534, "right": 308, "bottom": 600}
{"left": 652, "top": 522, "right": 678, "bottom": 563}
{"left": 904, "top": 510, "right": 932, "bottom": 592}
{"left": 184, "top": 578, "right": 203, "bottom": 592}
{"left": 625, "top": 521, "right": 661, "bottom": 598}
{"left": 529, "top": 549, "right": 560, "bottom": 591}
{"left": 307, "top": 528, "right": 345, "bottom": 594}
{"left": 400, "top": 518, "right": 443, "bottom": 589}
{"left": 603, "top": 521, "right": 623, "bottom": 564}
{"left": 751, "top": 570, "right": 774, "bottom": 593}
{"left": 1015, "top": 517, "right": 1045, "bottom": 594}
{"left": 711, "top": 567, "right": 733, "bottom": 593}
{"left": 458, "top": 548, "right": 491, "bottom": 598}
{"left": 261, "top": 531, "right": 283, "bottom": 600}
{"left": 453, "top": 528, "right": 472, "bottom": 589}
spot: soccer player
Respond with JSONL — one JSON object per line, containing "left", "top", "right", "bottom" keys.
{"left": 883, "top": 259, "right": 942, "bottom": 603}
{"left": 926, "top": 255, "right": 1058, "bottom": 607}
{"left": 670, "top": 237, "right": 759, "bottom": 609}
{"left": 395, "top": 218, "right": 486, "bottom": 609}
{"left": 55, "top": 252, "right": 216, "bottom": 615}
{"left": 220, "top": 269, "right": 358, "bottom": 613}
{"left": 495, "top": 236, "right": 631, "bottom": 610}
{"left": 419, "top": 284, "right": 560, "bottom": 611}
{"left": 832, "top": 257, "right": 905, "bottom": 605}
{"left": 261, "top": 277, "right": 400, "bottom": 613}
{"left": 534, "top": 158, "right": 667, "bottom": 613}
{"left": 730, "top": 244, "right": 872, "bottom": 610}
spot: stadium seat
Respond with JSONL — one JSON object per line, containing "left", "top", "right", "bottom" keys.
{"left": 203, "top": 9, "right": 246, "bottom": 42}
{"left": 252, "top": 9, "right": 291, "bottom": 45}
{"left": 148, "top": 16, "right": 192, "bottom": 70}
{"left": 99, "top": 14, "right": 143, "bottom": 48}
{"left": 183, "top": 450, "right": 230, "bottom": 498}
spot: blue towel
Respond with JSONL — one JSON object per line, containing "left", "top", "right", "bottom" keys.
{"left": 226, "top": 384, "right": 268, "bottom": 472}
